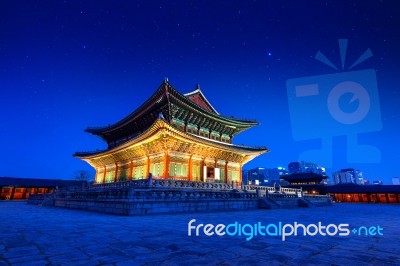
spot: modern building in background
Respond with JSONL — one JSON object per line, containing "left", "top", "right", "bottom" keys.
{"left": 288, "top": 161, "right": 326, "bottom": 175}
{"left": 333, "top": 168, "right": 364, "bottom": 185}
{"left": 243, "top": 167, "right": 287, "bottom": 186}
{"left": 75, "top": 80, "right": 268, "bottom": 185}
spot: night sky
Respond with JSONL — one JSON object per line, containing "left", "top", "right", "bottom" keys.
{"left": 1, "top": 1, "right": 399, "bottom": 183}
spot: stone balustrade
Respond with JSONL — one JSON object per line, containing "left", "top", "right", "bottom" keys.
{"left": 55, "top": 187, "right": 257, "bottom": 202}
{"left": 280, "top": 187, "right": 302, "bottom": 194}
{"left": 242, "top": 185, "right": 274, "bottom": 193}
{"left": 76, "top": 178, "right": 234, "bottom": 191}
{"left": 303, "top": 194, "right": 331, "bottom": 198}
{"left": 150, "top": 179, "right": 232, "bottom": 190}
{"left": 242, "top": 185, "right": 301, "bottom": 195}
{"left": 266, "top": 193, "right": 298, "bottom": 199}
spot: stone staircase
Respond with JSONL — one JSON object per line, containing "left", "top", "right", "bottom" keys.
{"left": 28, "top": 193, "right": 55, "bottom": 206}
{"left": 258, "top": 197, "right": 280, "bottom": 209}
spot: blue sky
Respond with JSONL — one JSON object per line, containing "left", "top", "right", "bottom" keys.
{"left": 0, "top": 1, "right": 399, "bottom": 183}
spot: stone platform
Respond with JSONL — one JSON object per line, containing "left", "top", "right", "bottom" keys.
{"left": 29, "top": 179, "right": 331, "bottom": 215}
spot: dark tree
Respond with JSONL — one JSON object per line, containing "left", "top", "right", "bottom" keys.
{"left": 74, "top": 170, "right": 92, "bottom": 182}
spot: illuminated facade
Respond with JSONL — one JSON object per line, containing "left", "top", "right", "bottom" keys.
{"left": 75, "top": 80, "right": 268, "bottom": 184}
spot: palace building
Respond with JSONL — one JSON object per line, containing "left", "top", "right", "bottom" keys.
{"left": 75, "top": 80, "right": 268, "bottom": 185}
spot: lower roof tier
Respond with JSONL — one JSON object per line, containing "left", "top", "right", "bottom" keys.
{"left": 75, "top": 118, "right": 268, "bottom": 168}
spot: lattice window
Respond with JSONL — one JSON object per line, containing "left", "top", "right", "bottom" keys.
{"left": 118, "top": 168, "right": 130, "bottom": 181}
{"left": 220, "top": 168, "right": 225, "bottom": 181}
{"left": 105, "top": 171, "right": 114, "bottom": 183}
{"left": 133, "top": 165, "right": 146, "bottom": 179}
{"left": 228, "top": 170, "right": 240, "bottom": 182}
{"left": 95, "top": 173, "right": 104, "bottom": 183}
{"left": 192, "top": 165, "right": 201, "bottom": 181}
{"left": 150, "top": 162, "right": 164, "bottom": 177}
{"left": 169, "top": 162, "right": 188, "bottom": 177}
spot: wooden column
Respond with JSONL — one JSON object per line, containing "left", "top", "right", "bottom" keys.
{"left": 103, "top": 166, "right": 107, "bottom": 183}
{"left": 146, "top": 156, "right": 150, "bottom": 178}
{"left": 224, "top": 161, "right": 228, "bottom": 183}
{"left": 129, "top": 160, "right": 134, "bottom": 180}
{"left": 94, "top": 170, "right": 98, "bottom": 184}
{"left": 188, "top": 156, "right": 192, "bottom": 181}
{"left": 239, "top": 164, "right": 243, "bottom": 186}
{"left": 164, "top": 152, "right": 169, "bottom": 179}
{"left": 114, "top": 163, "right": 119, "bottom": 182}
{"left": 200, "top": 159, "right": 205, "bottom": 182}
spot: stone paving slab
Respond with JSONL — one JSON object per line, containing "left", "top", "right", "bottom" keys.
{"left": 0, "top": 202, "right": 400, "bottom": 265}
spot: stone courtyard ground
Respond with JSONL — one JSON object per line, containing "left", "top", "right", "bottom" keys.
{"left": 0, "top": 202, "right": 399, "bottom": 266}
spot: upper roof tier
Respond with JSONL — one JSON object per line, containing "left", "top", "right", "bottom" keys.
{"left": 85, "top": 80, "right": 259, "bottom": 144}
